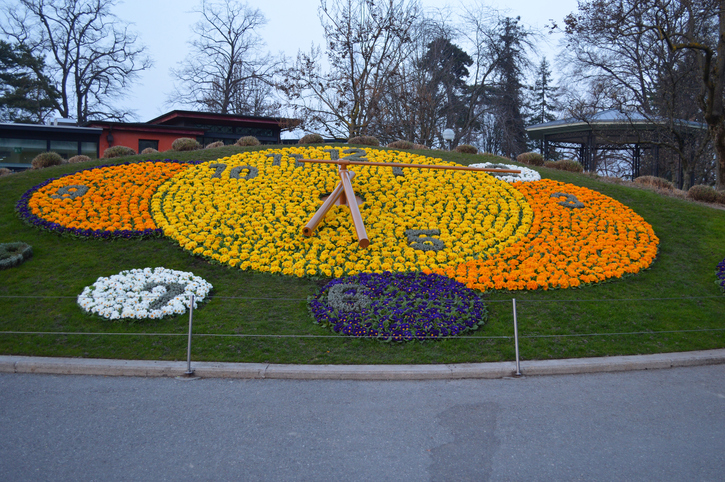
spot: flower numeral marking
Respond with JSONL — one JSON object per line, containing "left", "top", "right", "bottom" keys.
{"left": 405, "top": 229, "right": 445, "bottom": 251}
{"left": 208, "top": 163, "right": 227, "bottom": 178}
{"left": 289, "top": 153, "right": 305, "bottom": 168}
{"left": 327, "top": 283, "right": 370, "bottom": 313}
{"left": 142, "top": 282, "right": 187, "bottom": 311}
{"left": 50, "top": 185, "right": 89, "bottom": 199}
{"left": 392, "top": 166, "right": 404, "bottom": 177}
{"left": 208, "top": 164, "right": 258, "bottom": 180}
{"left": 266, "top": 153, "right": 282, "bottom": 166}
{"left": 550, "top": 192, "right": 585, "bottom": 209}
{"left": 324, "top": 148, "right": 340, "bottom": 160}
{"left": 342, "top": 148, "right": 368, "bottom": 162}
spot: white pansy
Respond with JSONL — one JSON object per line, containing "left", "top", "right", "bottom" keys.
{"left": 471, "top": 162, "right": 541, "bottom": 183}
{"left": 77, "top": 267, "right": 213, "bottom": 320}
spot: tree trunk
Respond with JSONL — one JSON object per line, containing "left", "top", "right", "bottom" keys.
{"left": 712, "top": 122, "right": 725, "bottom": 190}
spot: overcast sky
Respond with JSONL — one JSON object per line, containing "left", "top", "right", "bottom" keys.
{"left": 112, "top": 0, "right": 579, "bottom": 122}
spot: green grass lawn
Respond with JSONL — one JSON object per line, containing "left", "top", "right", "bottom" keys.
{"left": 1, "top": 145, "right": 724, "bottom": 364}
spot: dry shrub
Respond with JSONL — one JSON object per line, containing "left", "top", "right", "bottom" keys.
{"left": 205, "top": 141, "right": 225, "bottom": 149}
{"left": 348, "top": 135, "right": 380, "bottom": 146}
{"left": 0, "top": 167, "right": 13, "bottom": 177}
{"left": 141, "top": 147, "right": 158, "bottom": 155}
{"left": 67, "top": 155, "right": 92, "bottom": 164}
{"left": 387, "top": 140, "right": 414, "bottom": 149}
{"left": 455, "top": 144, "right": 478, "bottom": 154}
{"left": 687, "top": 184, "right": 719, "bottom": 203}
{"left": 716, "top": 190, "right": 725, "bottom": 205}
{"left": 31, "top": 151, "right": 64, "bottom": 169}
{"left": 103, "top": 145, "right": 137, "bottom": 158}
{"left": 516, "top": 152, "right": 544, "bottom": 166}
{"left": 236, "top": 136, "right": 260, "bottom": 146}
{"left": 172, "top": 137, "right": 201, "bottom": 151}
{"left": 412, "top": 143, "right": 429, "bottom": 150}
{"left": 634, "top": 175, "right": 674, "bottom": 190}
{"left": 298, "top": 133, "right": 324, "bottom": 144}
{"left": 545, "top": 159, "right": 584, "bottom": 173}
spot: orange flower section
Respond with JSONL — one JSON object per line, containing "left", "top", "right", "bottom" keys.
{"left": 432, "top": 179, "right": 659, "bottom": 291}
{"left": 27, "top": 162, "right": 190, "bottom": 233}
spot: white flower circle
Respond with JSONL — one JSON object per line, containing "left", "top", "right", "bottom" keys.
{"left": 470, "top": 162, "right": 541, "bottom": 183}
{"left": 77, "top": 267, "right": 213, "bottom": 320}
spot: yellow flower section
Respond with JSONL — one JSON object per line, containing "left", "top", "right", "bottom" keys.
{"left": 151, "top": 147, "right": 533, "bottom": 277}
{"left": 27, "top": 161, "right": 190, "bottom": 232}
{"left": 435, "top": 179, "right": 659, "bottom": 291}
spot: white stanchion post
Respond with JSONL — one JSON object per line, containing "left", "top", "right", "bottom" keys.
{"left": 513, "top": 298, "right": 522, "bottom": 377}
{"left": 185, "top": 293, "right": 195, "bottom": 376}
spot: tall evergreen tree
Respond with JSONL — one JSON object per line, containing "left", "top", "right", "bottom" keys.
{"left": 527, "top": 57, "right": 560, "bottom": 155}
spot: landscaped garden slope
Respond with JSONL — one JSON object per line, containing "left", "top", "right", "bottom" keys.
{"left": 0, "top": 145, "right": 723, "bottom": 364}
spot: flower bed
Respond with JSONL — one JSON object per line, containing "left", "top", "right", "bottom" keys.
{"left": 17, "top": 160, "right": 194, "bottom": 238}
{"left": 77, "top": 267, "right": 212, "bottom": 320}
{"left": 469, "top": 162, "right": 541, "bottom": 183}
{"left": 717, "top": 257, "right": 725, "bottom": 292}
{"left": 152, "top": 147, "right": 533, "bottom": 277}
{"left": 0, "top": 242, "right": 32, "bottom": 269}
{"left": 434, "top": 179, "right": 659, "bottom": 291}
{"left": 308, "top": 271, "right": 487, "bottom": 341}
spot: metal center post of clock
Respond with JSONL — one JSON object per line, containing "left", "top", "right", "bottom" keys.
{"left": 298, "top": 158, "right": 521, "bottom": 249}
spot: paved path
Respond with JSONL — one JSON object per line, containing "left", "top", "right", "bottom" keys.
{"left": 1, "top": 364, "right": 724, "bottom": 481}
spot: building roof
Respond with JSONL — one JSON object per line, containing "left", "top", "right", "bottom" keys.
{"left": 147, "top": 110, "right": 287, "bottom": 127}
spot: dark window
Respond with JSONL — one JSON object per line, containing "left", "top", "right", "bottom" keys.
{"left": 138, "top": 139, "right": 159, "bottom": 152}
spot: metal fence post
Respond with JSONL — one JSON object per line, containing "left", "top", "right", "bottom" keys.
{"left": 185, "top": 293, "right": 195, "bottom": 376}
{"left": 512, "top": 298, "right": 522, "bottom": 377}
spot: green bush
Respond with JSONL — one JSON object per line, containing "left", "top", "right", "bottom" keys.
{"left": 236, "top": 136, "right": 260, "bottom": 146}
{"left": 455, "top": 144, "right": 478, "bottom": 154}
{"left": 205, "top": 141, "right": 225, "bottom": 149}
{"left": 171, "top": 137, "right": 202, "bottom": 151}
{"left": 348, "top": 135, "right": 380, "bottom": 146}
{"left": 516, "top": 152, "right": 544, "bottom": 166}
{"left": 634, "top": 175, "right": 675, "bottom": 190}
{"left": 67, "top": 155, "right": 92, "bottom": 164}
{"left": 687, "top": 184, "right": 719, "bottom": 203}
{"left": 387, "top": 140, "right": 414, "bottom": 149}
{"left": 141, "top": 147, "right": 158, "bottom": 155}
{"left": 544, "top": 159, "right": 584, "bottom": 173}
{"left": 31, "top": 151, "right": 64, "bottom": 169}
{"left": 0, "top": 167, "right": 12, "bottom": 177}
{"left": 298, "top": 133, "right": 324, "bottom": 145}
{"left": 103, "top": 146, "right": 137, "bottom": 158}
{"left": 0, "top": 242, "right": 32, "bottom": 270}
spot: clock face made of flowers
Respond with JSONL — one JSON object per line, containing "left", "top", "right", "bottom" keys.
{"left": 18, "top": 148, "right": 660, "bottom": 291}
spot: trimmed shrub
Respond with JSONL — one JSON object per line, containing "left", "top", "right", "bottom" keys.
{"left": 387, "top": 140, "right": 414, "bottom": 149}
{"left": 412, "top": 143, "right": 429, "bottom": 150}
{"left": 634, "top": 175, "right": 674, "bottom": 190}
{"left": 171, "top": 137, "right": 201, "bottom": 151}
{"left": 205, "top": 141, "right": 225, "bottom": 149}
{"left": 717, "top": 190, "right": 725, "bottom": 205}
{"left": 687, "top": 184, "right": 719, "bottom": 203}
{"left": 544, "top": 159, "right": 584, "bottom": 173}
{"left": 455, "top": 144, "right": 478, "bottom": 154}
{"left": 348, "top": 135, "right": 380, "bottom": 146}
{"left": 0, "top": 167, "right": 13, "bottom": 177}
{"left": 298, "top": 133, "right": 324, "bottom": 144}
{"left": 67, "top": 155, "right": 92, "bottom": 164}
{"left": 0, "top": 242, "right": 32, "bottom": 270}
{"left": 141, "top": 147, "right": 158, "bottom": 155}
{"left": 31, "top": 151, "right": 64, "bottom": 169}
{"left": 236, "top": 136, "right": 260, "bottom": 146}
{"left": 103, "top": 145, "right": 137, "bottom": 158}
{"left": 516, "top": 152, "right": 544, "bottom": 166}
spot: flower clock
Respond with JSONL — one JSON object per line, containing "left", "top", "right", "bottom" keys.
{"left": 77, "top": 267, "right": 212, "bottom": 320}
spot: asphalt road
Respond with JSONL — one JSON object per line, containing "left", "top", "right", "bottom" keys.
{"left": 1, "top": 365, "right": 724, "bottom": 481}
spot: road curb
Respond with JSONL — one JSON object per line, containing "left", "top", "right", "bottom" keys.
{"left": 2, "top": 349, "right": 725, "bottom": 380}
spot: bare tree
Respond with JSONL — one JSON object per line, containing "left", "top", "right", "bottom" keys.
{"left": 279, "top": 0, "right": 421, "bottom": 139}
{"left": 2, "top": 0, "right": 151, "bottom": 122}
{"left": 168, "top": 0, "right": 277, "bottom": 116}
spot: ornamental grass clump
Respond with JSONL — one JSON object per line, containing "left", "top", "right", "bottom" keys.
{"left": 544, "top": 159, "right": 584, "bottom": 173}
{"left": 298, "top": 133, "right": 324, "bottom": 144}
{"left": 687, "top": 184, "right": 719, "bottom": 203}
{"left": 634, "top": 175, "right": 674, "bottom": 190}
{"left": 205, "top": 141, "right": 225, "bottom": 149}
{"left": 0, "top": 242, "right": 32, "bottom": 269}
{"left": 516, "top": 152, "right": 544, "bottom": 166}
{"left": 171, "top": 137, "right": 201, "bottom": 151}
{"left": 67, "top": 155, "right": 92, "bottom": 164}
{"left": 103, "top": 146, "right": 137, "bottom": 158}
{"left": 387, "top": 140, "right": 414, "bottom": 149}
{"left": 455, "top": 144, "right": 478, "bottom": 154}
{"left": 31, "top": 151, "right": 64, "bottom": 169}
{"left": 236, "top": 136, "right": 260, "bottom": 146}
{"left": 347, "top": 135, "right": 380, "bottom": 146}
{"left": 141, "top": 147, "right": 158, "bottom": 155}
{"left": 0, "top": 167, "right": 12, "bottom": 177}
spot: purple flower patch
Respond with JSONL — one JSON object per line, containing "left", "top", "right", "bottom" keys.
{"left": 308, "top": 271, "right": 488, "bottom": 341}
{"left": 717, "top": 257, "right": 725, "bottom": 293}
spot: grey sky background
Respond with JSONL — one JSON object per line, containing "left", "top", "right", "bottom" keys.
{"left": 113, "top": 0, "right": 579, "bottom": 122}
